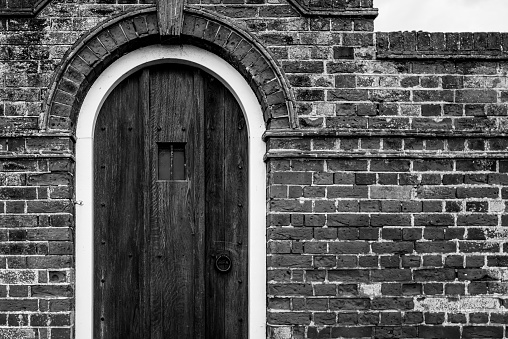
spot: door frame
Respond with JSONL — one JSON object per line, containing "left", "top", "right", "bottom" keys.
{"left": 75, "top": 45, "right": 267, "bottom": 339}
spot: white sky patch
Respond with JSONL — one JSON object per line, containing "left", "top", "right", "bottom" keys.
{"left": 375, "top": 0, "right": 508, "bottom": 32}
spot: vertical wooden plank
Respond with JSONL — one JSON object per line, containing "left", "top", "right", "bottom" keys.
{"left": 94, "top": 71, "right": 149, "bottom": 338}
{"left": 223, "top": 83, "right": 249, "bottom": 338}
{"left": 204, "top": 74, "right": 227, "bottom": 338}
{"left": 140, "top": 68, "right": 151, "bottom": 339}
{"left": 192, "top": 69, "right": 206, "bottom": 339}
{"left": 149, "top": 64, "right": 204, "bottom": 338}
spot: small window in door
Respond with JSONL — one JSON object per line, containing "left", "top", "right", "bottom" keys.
{"left": 158, "top": 143, "right": 186, "bottom": 180}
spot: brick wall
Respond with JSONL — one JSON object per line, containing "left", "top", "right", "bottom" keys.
{"left": 0, "top": 137, "right": 73, "bottom": 338}
{"left": 266, "top": 31, "right": 508, "bottom": 338}
{"left": 1, "top": 0, "right": 508, "bottom": 338}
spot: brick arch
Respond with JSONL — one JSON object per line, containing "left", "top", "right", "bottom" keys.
{"left": 44, "top": 7, "right": 296, "bottom": 132}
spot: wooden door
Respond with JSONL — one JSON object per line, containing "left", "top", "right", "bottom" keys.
{"left": 93, "top": 64, "right": 248, "bottom": 339}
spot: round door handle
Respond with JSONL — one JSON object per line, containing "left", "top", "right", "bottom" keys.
{"left": 215, "top": 254, "right": 232, "bottom": 273}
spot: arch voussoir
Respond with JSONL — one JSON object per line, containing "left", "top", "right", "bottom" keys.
{"left": 45, "top": 7, "right": 295, "bottom": 132}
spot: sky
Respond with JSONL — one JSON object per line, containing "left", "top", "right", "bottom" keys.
{"left": 374, "top": 0, "right": 508, "bottom": 32}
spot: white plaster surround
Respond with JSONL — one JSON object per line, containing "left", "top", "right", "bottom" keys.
{"left": 75, "top": 45, "right": 267, "bottom": 338}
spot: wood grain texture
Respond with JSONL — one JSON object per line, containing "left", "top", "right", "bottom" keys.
{"left": 140, "top": 68, "right": 151, "bottom": 339}
{"left": 204, "top": 72, "right": 249, "bottom": 338}
{"left": 157, "top": 0, "right": 184, "bottom": 36}
{"left": 204, "top": 75, "right": 226, "bottom": 338}
{"left": 223, "top": 81, "right": 249, "bottom": 338}
{"left": 149, "top": 65, "right": 201, "bottom": 339}
{"left": 192, "top": 70, "right": 207, "bottom": 339}
{"left": 94, "top": 64, "right": 247, "bottom": 339}
{"left": 94, "top": 71, "right": 149, "bottom": 339}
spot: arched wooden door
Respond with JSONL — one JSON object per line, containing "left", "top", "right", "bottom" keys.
{"left": 93, "top": 64, "right": 248, "bottom": 338}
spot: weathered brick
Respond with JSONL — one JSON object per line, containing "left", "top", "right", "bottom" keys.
{"left": 463, "top": 326, "right": 503, "bottom": 338}
{"left": 330, "top": 326, "right": 372, "bottom": 338}
{"left": 456, "top": 187, "right": 499, "bottom": 199}
{"left": 371, "top": 242, "right": 413, "bottom": 254}
{"left": 268, "top": 228, "right": 313, "bottom": 240}
{"left": 414, "top": 214, "right": 454, "bottom": 226}
{"left": 327, "top": 214, "right": 369, "bottom": 227}
{"left": 418, "top": 326, "right": 460, "bottom": 338}
{"left": 31, "top": 285, "right": 73, "bottom": 297}
{"left": 0, "top": 299, "right": 38, "bottom": 312}
{"left": 371, "top": 160, "right": 410, "bottom": 172}
{"left": 370, "top": 186, "right": 412, "bottom": 200}
{"left": 270, "top": 200, "right": 312, "bottom": 212}
{"left": 269, "top": 283, "right": 312, "bottom": 296}
{"left": 415, "top": 242, "right": 456, "bottom": 253}
{"left": 414, "top": 269, "right": 455, "bottom": 281}
{"left": 270, "top": 255, "right": 312, "bottom": 268}
{"left": 416, "top": 187, "right": 456, "bottom": 199}
{"left": 328, "top": 186, "right": 368, "bottom": 199}
{"left": 329, "top": 241, "right": 369, "bottom": 254}
{"left": 370, "top": 214, "right": 411, "bottom": 227}
{"left": 457, "top": 215, "right": 498, "bottom": 226}
{"left": 328, "top": 270, "right": 369, "bottom": 283}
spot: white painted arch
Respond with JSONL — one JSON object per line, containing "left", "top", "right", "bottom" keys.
{"left": 75, "top": 45, "right": 266, "bottom": 338}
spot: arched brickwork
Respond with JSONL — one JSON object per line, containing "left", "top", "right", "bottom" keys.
{"left": 43, "top": 7, "right": 296, "bottom": 132}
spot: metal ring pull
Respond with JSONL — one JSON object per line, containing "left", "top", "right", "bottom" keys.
{"left": 215, "top": 254, "right": 232, "bottom": 273}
